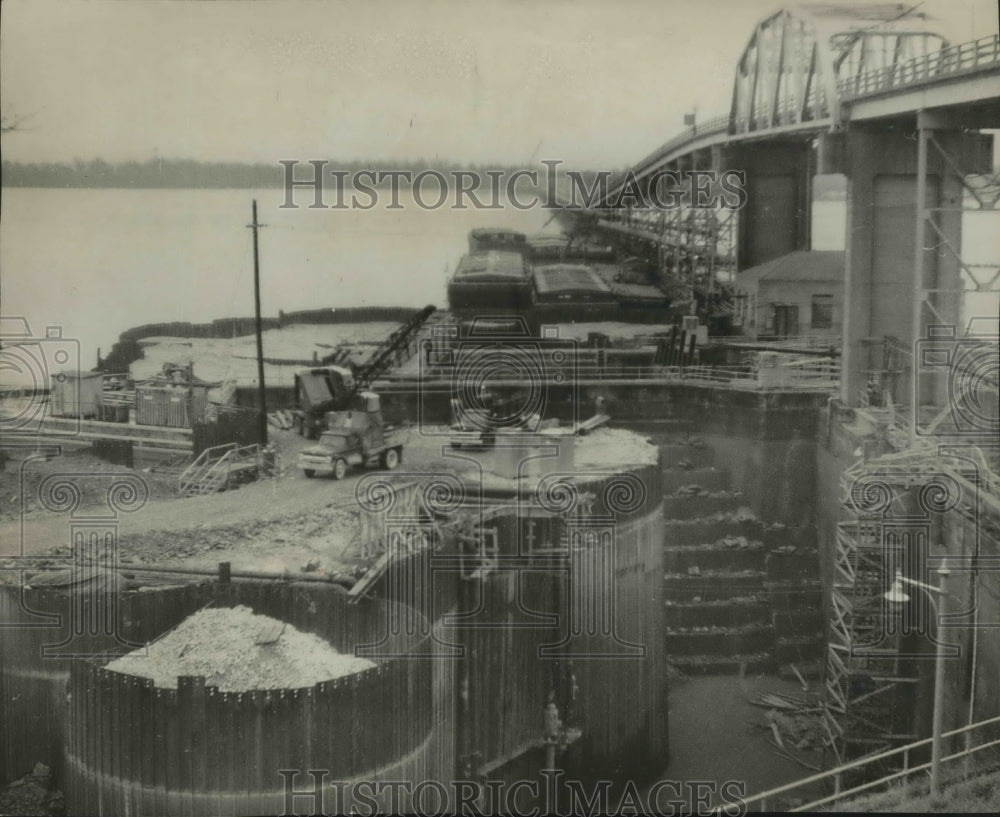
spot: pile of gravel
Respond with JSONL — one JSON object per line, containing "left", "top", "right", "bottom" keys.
{"left": 105, "top": 605, "right": 375, "bottom": 691}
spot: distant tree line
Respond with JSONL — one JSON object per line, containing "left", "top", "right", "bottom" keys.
{"left": 1, "top": 157, "right": 606, "bottom": 192}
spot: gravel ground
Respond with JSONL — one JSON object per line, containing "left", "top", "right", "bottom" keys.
{"left": 0, "top": 446, "right": 179, "bottom": 522}
{"left": 104, "top": 604, "right": 374, "bottom": 691}
{"left": 0, "top": 425, "right": 657, "bottom": 578}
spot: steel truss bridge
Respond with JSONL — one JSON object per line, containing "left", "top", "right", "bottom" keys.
{"left": 566, "top": 1, "right": 1000, "bottom": 779}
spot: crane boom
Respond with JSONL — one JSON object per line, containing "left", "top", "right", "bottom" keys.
{"left": 333, "top": 304, "right": 436, "bottom": 392}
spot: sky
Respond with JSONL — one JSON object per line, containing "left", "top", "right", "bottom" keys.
{"left": 2, "top": 0, "right": 997, "bottom": 171}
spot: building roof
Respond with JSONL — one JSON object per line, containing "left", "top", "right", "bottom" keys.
{"left": 469, "top": 227, "right": 526, "bottom": 242}
{"left": 453, "top": 250, "right": 528, "bottom": 281}
{"left": 527, "top": 233, "right": 569, "bottom": 248}
{"left": 738, "top": 251, "right": 844, "bottom": 288}
{"left": 533, "top": 265, "right": 613, "bottom": 298}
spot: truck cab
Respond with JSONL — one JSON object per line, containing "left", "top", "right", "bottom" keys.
{"left": 292, "top": 365, "right": 355, "bottom": 439}
{"left": 297, "top": 392, "right": 402, "bottom": 479}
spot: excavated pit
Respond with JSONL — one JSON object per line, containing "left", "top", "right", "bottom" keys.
{"left": 657, "top": 433, "right": 824, "bottom": 676}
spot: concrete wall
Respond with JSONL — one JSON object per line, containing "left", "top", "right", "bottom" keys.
{"left": 933, "top": 501, "right": 1000, "bottom": 749}
{"left": 813, "top": 402, "right": 1000, "bottom": 752}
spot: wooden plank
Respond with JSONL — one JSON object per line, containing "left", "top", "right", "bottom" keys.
{"left": 247, "top": 690, "right": 267, "bottom": 817}
{"left": 164, "top": 687, "right": 183, "bottom": 817}
{"left": 99, "top": 667, "right": 112, "bottom": 804}
{"left": 176, "top": 678, "right": 195, "bottom": 817}
{"left": 137, "top": 678, "right": 156, "bottom": 815}
{"left": 206, "top": 688, "right": 229, "bottom": 817}
{"left": 189, "top": 677, "right": 208, "bottom": 815}
{"left": 7, "top": 429, "right": 191, "bottom": 449}
{"left": 109, "top": 669, "right": 123, "bottom": 813}
{"left": 48, "top": 415, "right": 193, "bottom": 437}
{"left": 266, "top": 689, "right": 286, "bottom": 809}
{"left": 68, "top": 663, "right": 86, "bottom": 812}
{"left": 231, "top": 693, "right": 250, "bottom": 817}
{"left": 124, "top": 674, "right": 139, "bottom": 808}
{"left": 326, "top": 677, "right": 350, "bottom": 776}
{"left": 152, "top": 687, "right": 167, "bottom": 817}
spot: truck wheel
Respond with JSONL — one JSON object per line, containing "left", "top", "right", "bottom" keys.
{"left": 382, "top": 448, "right": 400, "bottom": 470}
{"left": 332, "top": 458, "right": 348, "bottom": 480}
{"left": 303, "top": 469, "right": 315, "bottom": 479}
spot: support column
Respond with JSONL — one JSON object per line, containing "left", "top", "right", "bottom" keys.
{"left": 839, "top": 122, "right": 990, "bottom": 407}
{"left": 734, "top": 140, "right": 812, "bottom": 269}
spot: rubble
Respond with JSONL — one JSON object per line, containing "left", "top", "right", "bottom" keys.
{"left": 0, "top": 763, "right": 64, "bottom": 817}
{"left": 105, "top": 605, "right": 375, "bottom": 691}
{"left": 572, "top": 427, "right": 659, "bottom": 468}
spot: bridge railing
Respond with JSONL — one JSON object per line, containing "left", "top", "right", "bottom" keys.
{"left": 599, "top": 34, "right": 999, "bottom": 207}
{"left": 604, "top": 114, "right": 731, "bottom": 199}
{"left": 839, "top": 33, "right": 1000, "bottom": 99}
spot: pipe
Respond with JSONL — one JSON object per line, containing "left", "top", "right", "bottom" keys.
{"left": 965, "top": 562, "right": 978, "bottom": 779}
{"left": 911, "top": 122, "right": 929, "bottom": 441}
{"left": 24, "top": 559, "right": 347, "bottom": 585}
{"left": 930, "top": 567, "right": 948, "bottom": 799}
{"left": 251, "top": 199, "right": 269, "bottom": 445}
{"left": 124, "top": 564, "right": 344, "bottom": 584}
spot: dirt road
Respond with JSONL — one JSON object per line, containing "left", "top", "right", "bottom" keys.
{"left": 0, "top": 426, "right": 470, "bottom": 575}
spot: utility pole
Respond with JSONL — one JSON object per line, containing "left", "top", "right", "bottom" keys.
{"left": 250, "top": 200, "right": 268, "bottom": 444}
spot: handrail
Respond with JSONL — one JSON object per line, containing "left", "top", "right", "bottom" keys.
{"left": 177, "top": 442, "right": 251, "bottom": 494}
{"left": 722, "top": 713, "right": 1000, "bottom": 813}
{"left": 405, "top": 362, "right": 840, "bottom": 390}
{"left": 602, "top": 114, "right": 730, "bottom": 201}
{"left": 839, "top": 34, "right": 1000, "bottom": 100}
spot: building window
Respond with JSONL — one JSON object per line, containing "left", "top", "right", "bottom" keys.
{"left": 812, "top": 294, "right": 834, "bottom": 328}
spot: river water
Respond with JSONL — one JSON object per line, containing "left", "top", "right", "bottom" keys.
{"left": 0, "top": 187, "right": 550, "bottom": 376}
{"left": 1, "top": 187, "right": 996, "bottom": 385}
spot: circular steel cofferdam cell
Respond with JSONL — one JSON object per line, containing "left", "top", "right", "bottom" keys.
{"left": 0, "top": 582, "right": 116, "bottom": 785}
{"left": 28, "top": 581, "right": 450, "bottom": 816}
{"left": 444, "top": 461, "right": 668, "bottom": 788}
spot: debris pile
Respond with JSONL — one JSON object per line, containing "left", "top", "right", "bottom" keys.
{"left": 747, "top": 687, "right": 826, "bottom": 771}
{"left": 573, "top": 427, "right": 659, "bottom": 468}
{"left": 105, "top": 605, "right": 375, "bottom": 691}
{"left": 267, "top": 410, "right": 295, "bottom": 430}
{"left": 0, "top": 763, "right": 64, "bottom": 817}
{"left": 674, "top": 484, "right": 709, "bottom": 496}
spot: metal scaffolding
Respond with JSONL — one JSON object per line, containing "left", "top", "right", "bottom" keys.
{"left": 824, "top": 467, "right": 919, "bottom": 770}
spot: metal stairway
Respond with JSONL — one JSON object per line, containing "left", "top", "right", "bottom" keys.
{"left": 177, "top": 443, "right": 262, "bottom": 497}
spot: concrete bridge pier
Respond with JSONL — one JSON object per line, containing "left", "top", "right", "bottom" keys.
{"left": 834, "top": 120, "right": 993, "bottom": 408}
{"left": 732, "top": 141, "right": 813, "bottom": 269}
